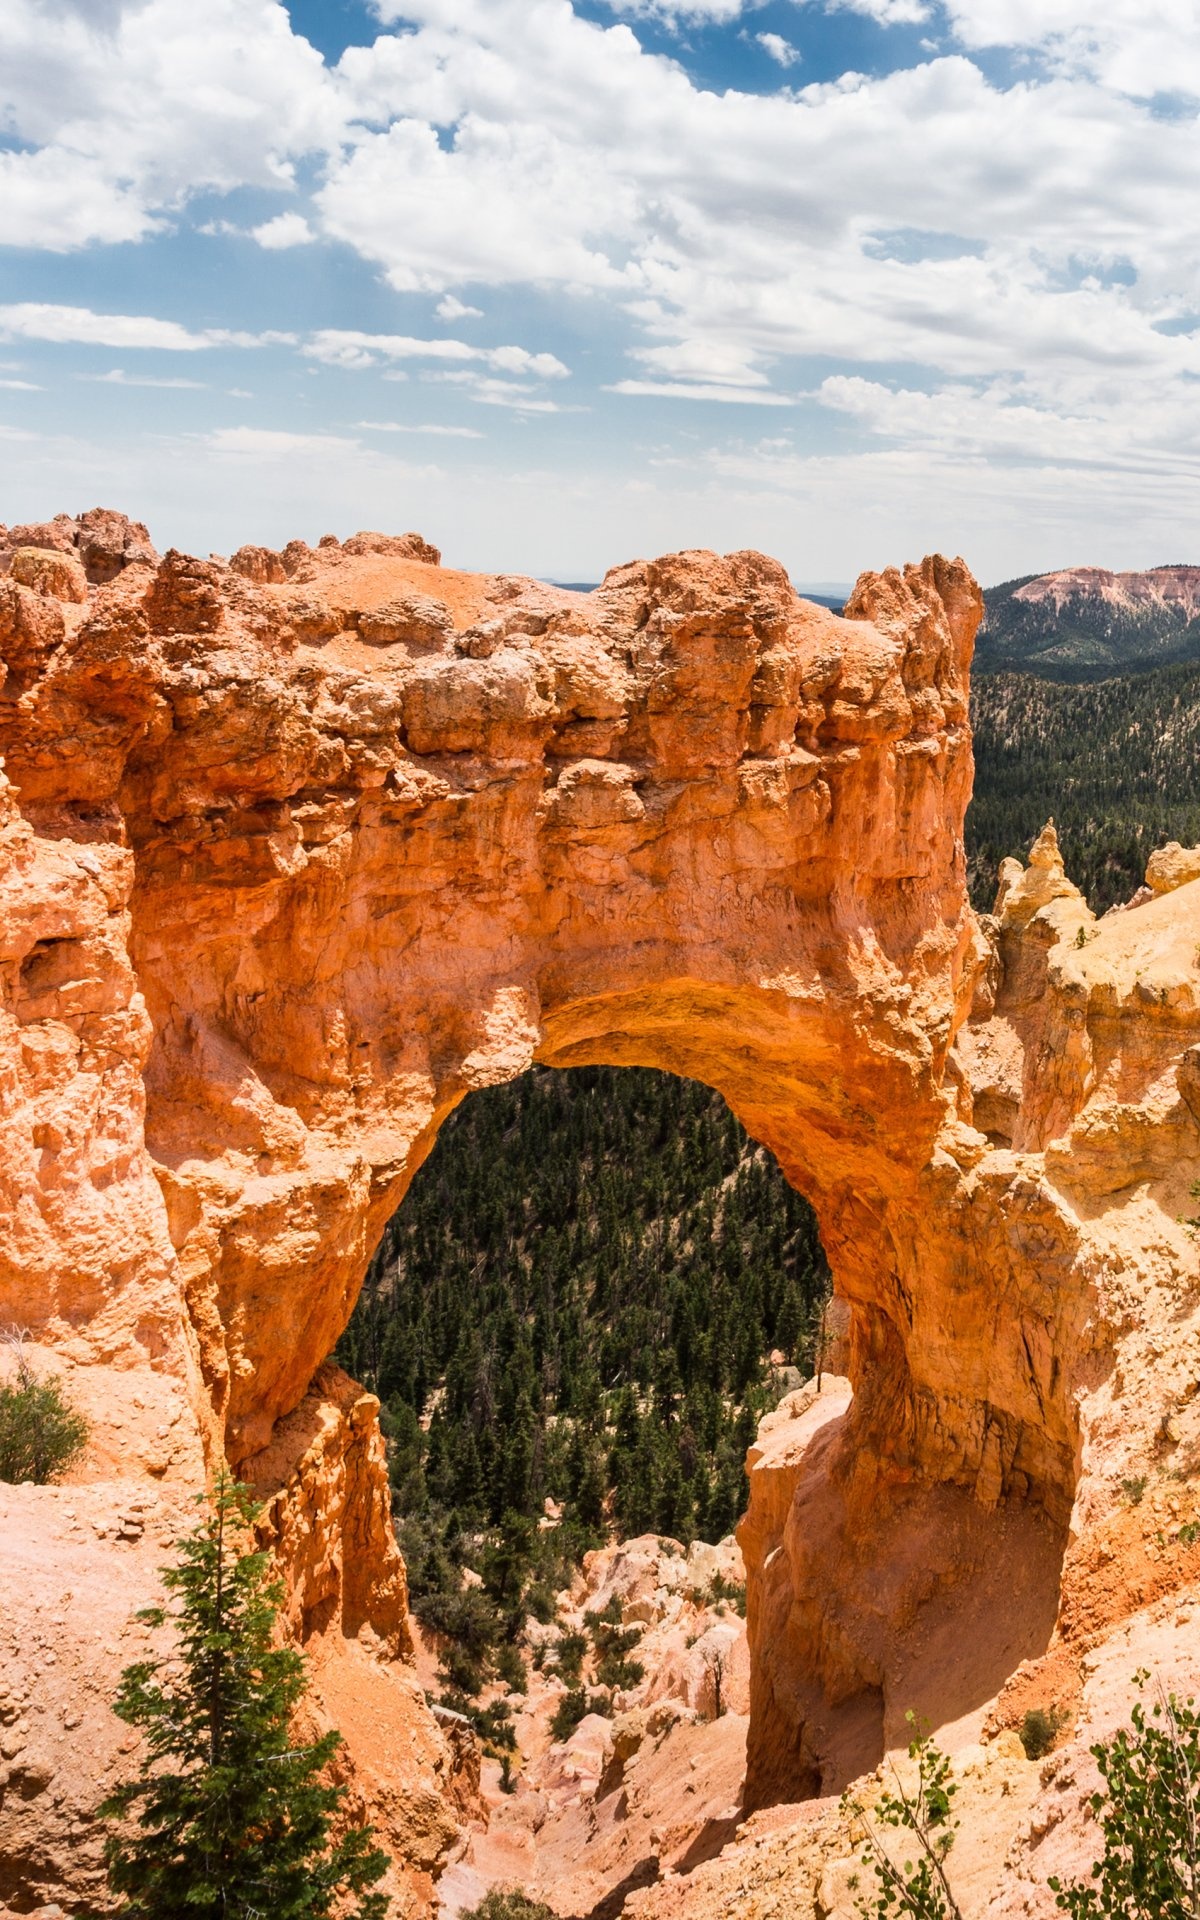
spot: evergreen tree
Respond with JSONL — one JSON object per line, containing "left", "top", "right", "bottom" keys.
{"left": 98, "top": 1473, "right": 389, "bottom": 1920}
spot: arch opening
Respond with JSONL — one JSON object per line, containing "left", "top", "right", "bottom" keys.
{"left": 338, "top": 1060, "right": 833, "bottom": 1579}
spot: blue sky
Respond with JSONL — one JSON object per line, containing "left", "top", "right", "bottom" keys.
{"left": 1, "top": 1, "right": 1199, "bottom": 587}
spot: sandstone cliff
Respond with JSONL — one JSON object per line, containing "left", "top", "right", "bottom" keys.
{"left": 2, "top": 511, "right": 1198, "bottom": 1916}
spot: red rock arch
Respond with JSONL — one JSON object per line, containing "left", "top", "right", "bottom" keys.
{"left": 0, "top": 526, "right": 1078, "bottom": 1834}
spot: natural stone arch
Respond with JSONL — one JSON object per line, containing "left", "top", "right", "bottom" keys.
{"left": 0, "top": 528, "right": 1081, "bottom": 1820}
{"left": 121, "top": 544, "right": 986, "bottom": 1464}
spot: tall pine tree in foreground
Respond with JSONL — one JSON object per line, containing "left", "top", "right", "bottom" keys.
{"left": 99, "top": 1473, "right": 390, "bottom": 1920}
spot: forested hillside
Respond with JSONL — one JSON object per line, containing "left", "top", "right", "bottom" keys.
{"left": 337, "top": 1068, "right": 828, "bottom": 1702}
{"left": 968, "top": 660, "right": 1200, "bottom": 911}
{"left": 978, "top": 568, "right": 1200, "bottom": 680}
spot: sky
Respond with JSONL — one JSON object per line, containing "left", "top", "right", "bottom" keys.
{"left": 2, "top": 2, "right": 1199, "bottom": 587}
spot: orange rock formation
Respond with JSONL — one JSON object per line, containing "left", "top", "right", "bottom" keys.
{"left": 3, "top": 512, "right": 1199, "bottom": 1917}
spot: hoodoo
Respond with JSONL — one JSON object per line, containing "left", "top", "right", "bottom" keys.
{"left": 3, "top": 514, "right": 1200, "bottom": 1913}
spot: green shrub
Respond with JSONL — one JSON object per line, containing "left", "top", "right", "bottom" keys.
{"left": 555, "top": 1629, "right": 587, "bottom": 1686}
{"left": 473, "top": 1701, "right": 517, "bottom": 1754}
{"left": 587, "top": 1601, "right": 644, "bottom": 1690}
{"left": 493, "top": 1643, "right": 527, "bottom": 1694}
{"left": 596, "top": 1648, "right": 644, "bottom": 1691}
{"left": 1049, "top": 1672, "right": 1200, "bottom": 1917}
{"left": 1020, "top": 1706, "right": 1068, "bottom": 1761}
{"left": 548, "top": 1688, "right": 611, "bottom": 1743}
{"left": 438, "top": 1642, "right": 486, "bottom": 1698}
{"left": 706, "top": 1572, "right": 747, "bottom": 1616}
{"left": 1120, "top": 1475, "right": 1148, "bottom": 1506}
{"left": 414, "top": 1583, "right": 498, "bottom": 1656}
{"left": 463, "top": 1892, "right": 556, "bottom": 1920}
{"left": 0, "top": 1341, "right": 88, "bottom": 1485}
{"left": 524, "top": 1581, "right": 556, "bottom": 1626}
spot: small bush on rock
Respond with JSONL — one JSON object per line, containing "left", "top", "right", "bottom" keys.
{"left": 0, "top": 1334, "right": 88, "bottom": 1485}
{"left": 555, "top": 1629, "right": 587, "bottom": 1686}
{"left": 549, "top": 1688, "right": 611, "bottom": 1743}
{"left": 1020, "top": 1705, "right": 1068, "bottom": 1760}
{"left": 463, "top": 1893, "right": 557, "bottom": 1920}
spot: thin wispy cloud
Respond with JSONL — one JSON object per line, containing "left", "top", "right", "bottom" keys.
{"left": 0, "top": 304, "right": 293, "bottom": 351}
{"left": 357, "top": 420, "right": 486, "bottom": 438}
{"left": 608, "top": 380, "right": 795, "bottom": 404}
{"left": 303, "top": 331, "right": 569, "bottom": 380}
{"left": 87, "top": 369, "right": 207, "bottom": 389}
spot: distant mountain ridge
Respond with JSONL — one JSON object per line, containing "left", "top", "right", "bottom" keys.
{"left": 978, "top": 564, "right": 1200, "bottom": 681}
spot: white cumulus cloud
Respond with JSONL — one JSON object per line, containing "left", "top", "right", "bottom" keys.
{"left": 598, "top": 0, "right": 746, "bottom": 21}
{"left": 756, "top": 32, "right": 801, "bottom": 66}
{"left": 252, "top": 212, "right": 315, "bottom": 249}
{"left": 5, "top": 0, "right": 1200, "bottom": 575}
{"left": 436, "top": 295, "right": 484, "bottom": 320}
{"left": 0, "top": 0, "right": 341, "bottom": 250}
{"left": 821, "top": 0, "right": 932, "bottom": 23}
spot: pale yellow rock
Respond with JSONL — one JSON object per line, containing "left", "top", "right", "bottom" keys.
{"left": 993, "top": 820, "right": 1090, "bottom": 930}
{"left": 1145, "top": 839, "right": 1200, "bottom": 894}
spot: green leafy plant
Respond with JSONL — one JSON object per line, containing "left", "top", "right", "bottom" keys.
{"left": 493, "top": 1642, "right": 528, "bottom": 1695}
{"left": 1049, "top": 1672, "right": 1200, "bottom": 1918}
{"left": 587, "top": 1603, "right": 645, "bottom": 1691}
{"left": 98, "top": 1472, "right": 390, "bottom": 1920}
{"left": 1020, "top": 1705, "right": 1069, "bottom": 1760}
{"left": 705, "top": 1571, "right": 747, "bottom": 1616}
{"left": 0, "top": 1332, "right": 88, "bottom": 1485}
{"left": 1120, "top": 1475, "right": 1148, "bottom": 1507}
{"left": 842, "top": 1715, "right": 964, "bottom": 1919}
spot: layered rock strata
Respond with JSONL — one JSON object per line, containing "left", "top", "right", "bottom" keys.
{"left": 4, "top": 511, "right": 1197, "bottom": 1910}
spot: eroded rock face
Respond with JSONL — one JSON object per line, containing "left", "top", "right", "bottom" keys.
{"left": 0, "top": 508, "right": 157, "bottom": 586}
{"left": 739, "top": 827, "right": 1200, "bottom": 1850}
{"left": 5, "top": 519, "right": 1197, "bottom": 1908}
